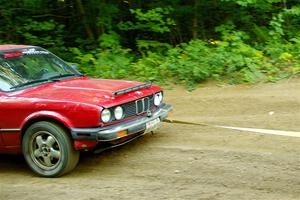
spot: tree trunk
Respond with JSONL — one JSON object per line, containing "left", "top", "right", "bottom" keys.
{"left": 75, "top": 0, "right": 95, "bottom": 41}
{"left": 192, "top": 0, "right": 199, "bottom": 39}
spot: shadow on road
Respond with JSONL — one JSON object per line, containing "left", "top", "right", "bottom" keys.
{"left": 0, "top": 154, "right": 32, "bottom": 175}
{"left": 0, "top": 135, "right": 152, "bottom": 177}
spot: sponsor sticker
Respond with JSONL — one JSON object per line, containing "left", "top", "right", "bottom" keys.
{"left": 22, "top": 48, "right": 49, "bottom": 55}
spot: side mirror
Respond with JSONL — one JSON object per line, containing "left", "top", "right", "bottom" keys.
{"left": 70, "top": 64, "right": 78, "bottom": 71}
{"left": 69, "top": 64, "right": 83, "bottom": 76}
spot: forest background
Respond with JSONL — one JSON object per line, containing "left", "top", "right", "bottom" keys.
{"left": 1, "top": 0, "right": 300, "bottom": 89}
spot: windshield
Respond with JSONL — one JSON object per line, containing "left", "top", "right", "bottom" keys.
{"left": 0, "top": 47, "right": 80, "bottom": 91}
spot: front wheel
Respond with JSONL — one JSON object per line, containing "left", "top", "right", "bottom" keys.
{"left": 22, "top": 121, "right": 79, "bottom": 177}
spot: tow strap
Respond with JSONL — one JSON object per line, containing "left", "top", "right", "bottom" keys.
{"left": 163, "top": 118, "right": 209, "bottom": 127}
{"left": 163, "top": 118, "right": 300, "bottom": 138}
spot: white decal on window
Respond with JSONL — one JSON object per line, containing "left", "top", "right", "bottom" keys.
{"left": 22, "top": 48, "right": 49, "bottom": 55}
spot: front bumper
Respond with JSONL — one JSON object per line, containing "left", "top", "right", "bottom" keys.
{"left": 71, "top": 103, "right": 172, "bottom": 142}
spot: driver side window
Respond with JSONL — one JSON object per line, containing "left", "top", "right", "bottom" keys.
{"left": 0, "top": 63, "right": 25, "bottom": 91}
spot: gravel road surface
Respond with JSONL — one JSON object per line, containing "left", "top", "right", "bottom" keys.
{"left": 1, "top": 79, "right": 300, "bottom": 200}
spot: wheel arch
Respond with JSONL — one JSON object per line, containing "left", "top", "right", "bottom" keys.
{"left": 21, "top": 117, "right": 80, "bottom": 177}
{"left": 20, "top": 115, "right": 73, "bottom": 142}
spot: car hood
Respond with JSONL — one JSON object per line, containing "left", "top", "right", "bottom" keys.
{"left": 13, "top": 77, "right": 158, "bottom": 108}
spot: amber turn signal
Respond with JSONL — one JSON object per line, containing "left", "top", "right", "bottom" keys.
{"left": 117, "top": 130, "right": 128, "bottom": 137}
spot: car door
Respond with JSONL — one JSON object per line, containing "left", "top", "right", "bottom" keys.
{"left": 0, "top": 92, "right": 5, "bottom": 149}
{"left": 0, "top": 135, "right": 4, "bottom": 153}
{"left": 0, "top": 91, "right": 22, "bottom": 153}
{"left": 0, "top": 130, "right": 3, "bottom": 146}
{"left": 0, "top": 56, "right": 23, "bottom": 153}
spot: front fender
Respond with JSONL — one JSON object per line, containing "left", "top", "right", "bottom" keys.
{"left": 21, "top": 110, "right": 74, "bottom": 129}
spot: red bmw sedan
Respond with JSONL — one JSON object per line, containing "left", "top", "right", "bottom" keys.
{"left": 0, "top": 45, "right": 172, "bottom": 177}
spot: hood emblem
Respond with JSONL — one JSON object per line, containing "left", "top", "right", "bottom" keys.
{"left": 135, "top": 91, "right": 143, "bottom": 95}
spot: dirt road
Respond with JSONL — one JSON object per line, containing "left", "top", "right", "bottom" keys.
{"left": 1, "top": 79, "right": 300, "bottom": 200}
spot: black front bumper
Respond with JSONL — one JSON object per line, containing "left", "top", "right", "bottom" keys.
{"left": 71, "top": 103, "right": 172, "bottom": 142}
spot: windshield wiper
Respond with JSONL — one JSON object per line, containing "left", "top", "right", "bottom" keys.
{"left": 48, "top": 73, "right": 83, "bottom": 80}
{"left": 10, "top": 79, "right": 57, "bottom": 90}
{"left": 10, "top": 73, "right": 83, "bottom": 90}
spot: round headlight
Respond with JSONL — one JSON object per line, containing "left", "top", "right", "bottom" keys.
{"left": 114, "top": 106, "right": 124, "bottom": 120}
{"left": 101, "top": 109, "right": 111, "bottom": 123}
{"left": 154, "top": 92, "right": 163, "bottom": 106}
{"left": 158, "top": 92, "right": 163, "bottom": 102}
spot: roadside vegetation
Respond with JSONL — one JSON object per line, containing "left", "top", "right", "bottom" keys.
{"left": 1, "top": 0, "right": 300, "bottom": 89}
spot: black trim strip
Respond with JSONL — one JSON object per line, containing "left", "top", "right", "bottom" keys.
{"left": 0, "top": 129, "right": 21, "bottom": 132}
{"left": 113, "top": 81, "right": 152, "bottom": 96}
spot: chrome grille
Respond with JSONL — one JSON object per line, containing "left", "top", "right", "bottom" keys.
{"left": 123, "top": 101, "right": 136, "bottom": 117}
{"left": 136, "top": 97, "right": 150, "bottom": 114}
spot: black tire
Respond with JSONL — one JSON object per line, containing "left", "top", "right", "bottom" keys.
{"left": 22, "top": 121, "right": 79, "bottom": 177}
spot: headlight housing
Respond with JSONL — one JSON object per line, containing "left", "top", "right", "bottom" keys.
{"left": 154, "top": 92, "right": 163, "bottom": 106}
{"left": 114, "top": 106, "right": 124, "bottom": 120}
{"left": 101, "top": 109, "right": 111, "bottom": 123}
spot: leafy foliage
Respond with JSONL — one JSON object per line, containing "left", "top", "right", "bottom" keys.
{"left": 0, "top": 0, "right": 299, "bottom": 89}
{"left": 118, "top": 7, "right": 175, "bottom": 34}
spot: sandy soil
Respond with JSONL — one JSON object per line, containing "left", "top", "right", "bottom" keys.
{"left": 1, "top": 79, "right": 300, "bottom": 200}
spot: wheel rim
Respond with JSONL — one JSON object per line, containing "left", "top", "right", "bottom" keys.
{"left": 29, "top": 131, "right": 62, "bottom": 170}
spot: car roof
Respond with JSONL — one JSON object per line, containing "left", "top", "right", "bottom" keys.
{"left": 0, "top": 45, "right": 35, "bottom": 51}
